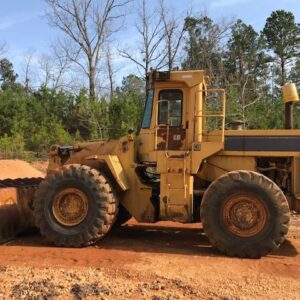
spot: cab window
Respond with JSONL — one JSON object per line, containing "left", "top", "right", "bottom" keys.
{"left": 141, "top": 89, "right": 154, "bottom": 128}
{"left": 158, "top": 89, "right": 183, "bottom": 127}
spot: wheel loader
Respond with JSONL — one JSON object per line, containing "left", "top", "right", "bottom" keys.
{"left": 2, "top": 70, "right": 299, "bottom": 258}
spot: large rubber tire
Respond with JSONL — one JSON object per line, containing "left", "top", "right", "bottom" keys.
{"left": 200, "top": 171, "right": 290, "bottom": 258}
{"left": 34, "top": 164, "right": 118, "bottom": 247}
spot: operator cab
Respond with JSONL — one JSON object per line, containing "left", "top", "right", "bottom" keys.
{"left": 138, "top": 70, "right": 225, "bottom": 163}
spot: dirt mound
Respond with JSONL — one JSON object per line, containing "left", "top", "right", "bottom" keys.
{"left": 0, "top": 160, "right": 44, "bottom": 180}
{"left": 30, "top": 161, "right": 48, "bottom": 174}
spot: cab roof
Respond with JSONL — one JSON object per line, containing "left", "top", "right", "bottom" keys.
{"left": 147, "top": 70, "right": 206, "bottom": 89}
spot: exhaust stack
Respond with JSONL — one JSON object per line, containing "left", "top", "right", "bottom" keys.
{"left": 282, "top": 83, "right": 299, "bottom": 129}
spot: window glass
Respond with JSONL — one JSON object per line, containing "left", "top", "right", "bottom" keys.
{"left": 141, "top": 89, "right": 154, "bottom": 128}
{"left": 158, "top": 90, "right": 183, "bottom": 127}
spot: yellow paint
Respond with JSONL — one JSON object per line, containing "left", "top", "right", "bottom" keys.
{"left": 104, "top": 155, "right": 130, "bottom": 191}
{"left": 282, "top": 83, "right": 299, "bottom": 103}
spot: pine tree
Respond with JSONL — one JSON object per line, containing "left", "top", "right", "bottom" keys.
{"left": 263, "top": 10, "right": 300, "bottom": 86}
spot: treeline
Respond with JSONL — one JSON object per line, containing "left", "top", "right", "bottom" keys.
{"left": 0, "top": 69, "right": 144, "bottom": 158}
{"left": 0, "top": 5, "right": 299, "bottom": 159}
{"left": 182, "top": 10, "right": 300, "bottom": 128}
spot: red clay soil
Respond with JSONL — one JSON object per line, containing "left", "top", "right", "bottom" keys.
{"left": 0, "top": 160, "right": 44, "bottom": 180}
{"left": 30, "top": 160, "right": 49, "bottom": 174}
{"left": 0, "top": 161, "right": 298, "bottom": 299}
{"left": 0, "top": 219, "right": 299, "bottom": 299}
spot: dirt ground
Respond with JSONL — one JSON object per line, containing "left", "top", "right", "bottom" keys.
{"left": 0, "top": 216, "right": 299, "bottom": 300}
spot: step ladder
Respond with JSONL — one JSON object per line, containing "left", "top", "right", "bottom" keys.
{"left": 159, "top": 153, "right": 193, "bottom": 222}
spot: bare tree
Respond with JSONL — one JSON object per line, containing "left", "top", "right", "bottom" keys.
{"left": 22, "top": 50, "right": 37, "bottom": 94}
{"left": 51, "top": 43, "right": 73, "bottom": 90}
{"left": 39, "top": 53, "right": 54, "bottom": 87}
{"left": 45, "top": 0, "right": 130, "bottom": 98}
{"left": 120, "top": 0, "right": 167, "bottom": 80}
{"left": 159, "top": 0, "right": 185, "bottom": 71}
{"left": 0, "top": 42, "right": 7, "bottom": 58}
{"left": 105, "top": 46, "right": 114, "bottom": 100}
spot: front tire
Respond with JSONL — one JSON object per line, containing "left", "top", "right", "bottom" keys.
{"left": 34, "top": 164, "right": 118, "bottom": 247}
{"left": 200, "top": 171, "right": 290, "bottom": 258}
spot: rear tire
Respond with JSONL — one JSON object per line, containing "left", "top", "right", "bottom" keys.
{"left": 200, "top": 171, "right": 290, "bottom": 258}
{"left": 34, "top": 164, "right": 118, "bottom": 247}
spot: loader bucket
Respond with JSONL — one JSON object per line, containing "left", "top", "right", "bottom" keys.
{"left": 0, "top": 160, "right": 44, "bottom": 242}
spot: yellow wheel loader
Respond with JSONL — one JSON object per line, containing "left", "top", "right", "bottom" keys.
{"left": 4, "top": 70, "right": 300, "bottom": 258}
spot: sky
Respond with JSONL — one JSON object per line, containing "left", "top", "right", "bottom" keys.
{"left": 0, "top": 0, "right": 299, "bottom": 85}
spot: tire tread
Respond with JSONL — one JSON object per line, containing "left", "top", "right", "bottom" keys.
{"left": 34, "top": 164, "right": 118, "bottom": 247}
{"left": 200, "top": 171, "right": 290, "bottom": 258}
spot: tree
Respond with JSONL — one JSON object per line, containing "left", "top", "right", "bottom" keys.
{"left": 105, "top": 46, "right": 115, "bottom": 100}
{"left": 0, "top": 84, "right": 27, "bottom": 136}
{"left": 36, "top": 44, "right": 74, "bottom": 91}
{"left": 104, "top": 74, "right": 145, "bottom": 138}
{"left": 65, "top": 88, "right": 107, "bottom": 139}
{"left": 290, "top": 59, "right": 300, "bottom": 86}
{"left": 120, "top": 0, "right": 186, "bottom": 81}
{"left": 45, "top": 0, "right": 130, "bottom": 98}
{"left": 50, "top": 43, "right": 73, "bottom": 90}
{"left": 159, "top": 0, "right": 185, "bottom": 71}
{"left": 0, "top": 42, "right": 6, "bottom": 58}
{"left": 226, "top": 20, "right": 267, "bottom": 86}
{"left": 225, "top": 20, "right": 270, "bottom": 126}
{"left": 120, "top": 0, "right": 166, "bottom": 80}
{"left": 0, "top": 59, "right": 18, "bottom": 85}
{"left": 263, "top": 10, "right": 300, "bottom": 86}
{"left": 38, "top": 53, "right": 53, "bottom": 88}
{"left": 120, "top": 74, "right": 145, "bottom": 99}
{"left": 109, "top": 91, "right": 144, "bottom": 138}
{"left": 22, "top": 50, "right": 36, "bottom": 95}
{"left": 182, "top": 15, "right": 232, "bottom": 86}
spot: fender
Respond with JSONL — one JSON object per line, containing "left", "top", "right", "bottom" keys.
{"left": 99, "top": 155, "right": 130, "bottom": 191}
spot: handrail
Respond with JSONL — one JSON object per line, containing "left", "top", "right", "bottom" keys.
{"left": 195, "top": 89, "right": 226, "bottom": 143}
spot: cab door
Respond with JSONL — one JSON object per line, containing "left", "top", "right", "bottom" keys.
{"left": 156, "top": 89, "right": 187, "bottom": 151}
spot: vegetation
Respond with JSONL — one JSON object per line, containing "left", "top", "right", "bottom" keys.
{"left": 0, "top": 68, "right": 145, "bottom": 158}
{"left": 0, "top": 4, "right": 299, "bottom": 159}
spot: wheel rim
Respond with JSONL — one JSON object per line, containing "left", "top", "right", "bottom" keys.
{"left": 222, "top": 194, "right": 268, "bottom": 238}
{"left": 52, "top": 188, "right": 88, "bottom": 227}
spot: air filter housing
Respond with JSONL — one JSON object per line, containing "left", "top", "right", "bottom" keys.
{"left": 282, "top": 83, "right": 299, "bottom": 103}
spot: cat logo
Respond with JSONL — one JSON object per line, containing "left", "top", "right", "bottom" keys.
{"left": 173, "top": 134, "right": 181, "bottom": 141}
